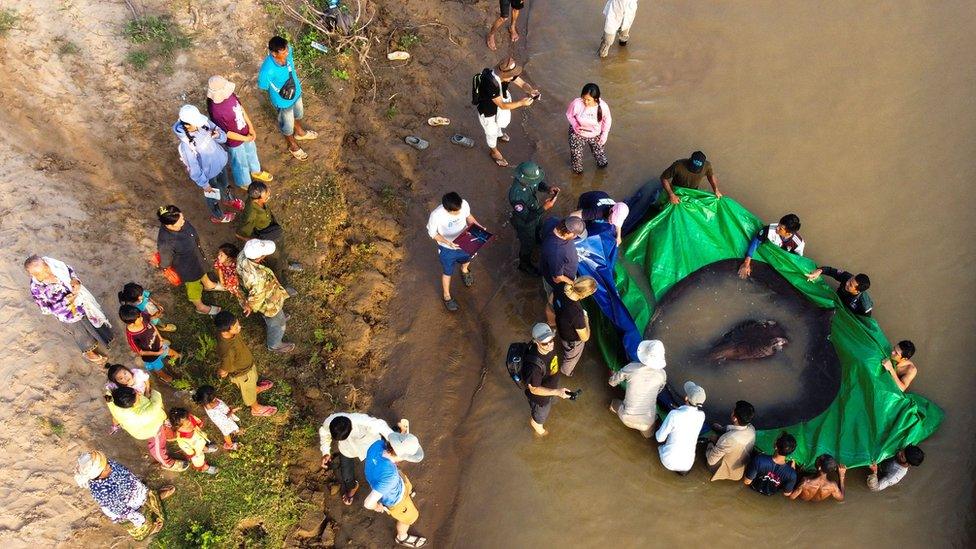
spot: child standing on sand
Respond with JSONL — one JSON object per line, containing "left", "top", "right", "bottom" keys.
{"left": 119, "top": 305, "right": 180, "bottom": 384}
{"left": 214, "top": 243, "right": 248, "bottom": 310}
{"left": 118, "top": 282, "right": 177, "bottom": 332}
{"left": 194, "top": 385, "right": 241, "bottom": 450}
{"left": 169, "top": 407, "right": 219, "bottom": 475}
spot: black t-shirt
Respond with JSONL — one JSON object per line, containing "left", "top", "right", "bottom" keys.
{"left": 523, "top": 346, "right": 559, "bottom": 406}
{"left": 553, "top": 294, "right": 586, "bottom": 342}
{"left": 126, "top": 312, "right": 162, "bottom": 363}
{"left": 745, "top": 454, "right": 798, "bottom": 495}
{"left": 476, "top": 70, "right": 508, "bottom": 117}
{"left": 540, "top": 218, "right": 579, "bottom": 283}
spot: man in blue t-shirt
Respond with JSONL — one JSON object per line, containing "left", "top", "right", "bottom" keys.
{"left": 744, "top": 432, "right": 799, "bottom": 496}
{"left": 257, "top": 36, "right": 318, "bottom": 161}
{"left": 363, "top": 434, "right": 427, "bottom": 547}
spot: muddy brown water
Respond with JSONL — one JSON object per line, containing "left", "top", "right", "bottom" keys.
{"left": 440, "top": 0, "right": 976, "bottom": 547}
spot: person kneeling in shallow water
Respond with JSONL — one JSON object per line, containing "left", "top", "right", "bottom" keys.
{"left": 868, "top": 444, "right": 924, "bottom": 491}
{"left": 883, "top": 340, "right": 918, "bottom": 392}
{"left": 655, "top": 381, "right": 707, "bottom": 475}
{"left": 790, "top": 454, "right": 847, "bottom": 502}
{"left": 738, "top": 213, "right": 805, "bottom": 279}
{"left": 806, "top": 265, "right": 873, "bottom": 316}
{"left": 609, "top": 339, "right": 667, "bottom": 437}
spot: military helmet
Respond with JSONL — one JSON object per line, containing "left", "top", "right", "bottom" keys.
{"left": 514, "top": 161, "right": 545, "bottom": 185}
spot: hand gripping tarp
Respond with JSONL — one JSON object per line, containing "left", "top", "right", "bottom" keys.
{"left": 584, "top": 187, "right": 944, "bottom": 468}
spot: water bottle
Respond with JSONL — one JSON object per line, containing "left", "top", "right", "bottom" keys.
{"left": 310, "top": 41, "right": 329, "bottom": 54}
{"left": 510, "top": 355, "right": 522, "bottom": 383}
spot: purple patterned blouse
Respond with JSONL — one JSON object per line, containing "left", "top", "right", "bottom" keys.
{"left": 29, "top": 266, "right": 85, "bottom": 323}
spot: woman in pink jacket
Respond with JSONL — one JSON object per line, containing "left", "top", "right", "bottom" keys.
{"left": 565, "top": 83, "right": 612, "bottom": 174}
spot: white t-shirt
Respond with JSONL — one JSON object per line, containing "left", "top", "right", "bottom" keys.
{"left": 426, "top": 200, "right": 471, "bottom": 248}
{"left": 204, "top": 398, "right": 240, "bottom": 437}
{"left": 655, "top": 405, "right": 706, "bottom": 472}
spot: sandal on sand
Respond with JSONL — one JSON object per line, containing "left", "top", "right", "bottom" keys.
{"left": 387, "top": 51, "right": 410, "bottom": 61}
{"left": 295, "top": 130, "right": 319, "bottom": 141}
{"left": 84, "top": 350, "right": 108, "bottom": 365}
{"left": 159, "top": 485, "right": 176, "bottom": 500}
{"left": 443, "top": 298, "right": 459, "bottom": 312}
{"left": 290, "top": 148, "right": 309, "bottom": 161}
{"left": 250, "top": 171, "right": 274, "bottom": 182}
{"left": 196, "top": 305, "right": 222, "bottom": 316}
{"left": 396, "top": 534, "right": 427, "bottom": 548}
{"left": 405, "top": 136, "right": 429, "bottom": 150}
{"left": 252, "top": 405, "right": 278, "bottom": 417}
{"left": 490, "top": 153, "right": 509, "bottom": 167}
{"left": 450, "top": 134, "right": 474, "bottom": 148}
{"left": 161, "top": 460, "right": 189, "bottom": 472}
{"left": 210, "top": 213, "right": 236, "bottom": 223}
{"left": 427, "top": 117, "right": 450, "bottom": 127}
{"left": 499, "top": 133, "right": 511, "bottom": 142}
{"left": 342, "top": 481, "right": 359, "bottom": 505}
{"left": 461, "top": 271, "right": 474, "bottom": 287}
{"left": 157, "top": 323, "right": 177, "bottom": 332}
{"left": 224, "top": 441, "right": 240, "bottom": 451}
{"left": 257, "top": 380, "right": 274, "bottom": 391}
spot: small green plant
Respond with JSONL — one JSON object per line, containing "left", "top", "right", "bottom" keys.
{"left": 384, "top": 104, "right": 398, "bottom": 120}
{"left": 122, "top": 15, "right": 190, "bottom": 70}
{"left": 38, "top": 417, "right": 66, "bottom": 437}
{"left": 183, "top": 521, "right": 227, "bottom": 549}
{"left": 398, "top": 32, "right": 421, "bottom": 50}
{"left": 170, "top": 378, "right": 193, "bottom": 392}
{"left": 56, "top": 40, "right": 80, "bottom": 56}
{"left": 313, "top": 328, "right": 328, "bottom": 343}
{"left": 195, "top": 332, "right": 216, "bottom": 362}
{"left": 0, "top": 9, "right": 18, "bottom": 36}
{"left": 381, "top": 184, "right": 405, "bottom": 215}
{"left": 331, "top": 68, "right": 350, "bottom": 81}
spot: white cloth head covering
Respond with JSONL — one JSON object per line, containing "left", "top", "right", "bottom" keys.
{"left": 636, "top": 339, "right": 666, "bottom": 369}
{"left": 207, "top": 76, "right": 236, "bottom": 103}
{"left": 178, "top": 104, "right": 209, "bottom": 127}
{"left": 387, "top": 432, "right": 424, "bottom": 463}
{"left": 243, "top": 239, "right": 276, "bottom": 260}
{"left": 683, "top": 380, "right": 707, "bottom": 406}
{"left": 40, "top": 257, "right": 110, "bottom": 328}
{"left": 74, "top": 450, "right": 108, "bottom": 487}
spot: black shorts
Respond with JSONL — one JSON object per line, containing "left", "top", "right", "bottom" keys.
{"left": 500, "top": 0, "right": 525, "bottom": 18}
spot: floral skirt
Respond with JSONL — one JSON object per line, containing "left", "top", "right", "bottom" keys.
{"left": 126, "top": 490, "right": 164, "bottom": 541}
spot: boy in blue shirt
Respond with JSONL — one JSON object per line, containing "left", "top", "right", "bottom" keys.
{"left": 257, "top": 36, "right": 318, "bottom": 161}
{"left": 363, "top": 433, "right": 427, "bottom": 547}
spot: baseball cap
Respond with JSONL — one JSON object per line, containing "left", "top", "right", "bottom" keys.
{"left": 531, "top": 322, "right": 554, "bottom": 343}
{"left": 683, "top": 381, "right": 706, "bottom": 406}
{"left": 178, "top": 104, "right": 209, "bottom": 127}
{"left": 242, "top": 239, "right": 276, "bottom": 260}
{"left": 387, "top": 432, "right": 424, "bottom": 463}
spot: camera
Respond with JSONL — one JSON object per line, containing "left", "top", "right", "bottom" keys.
{"left": 567, "top": 388, "right": 582, "bottom": 401}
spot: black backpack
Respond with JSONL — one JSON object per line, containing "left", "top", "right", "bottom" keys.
{"left": 505, "top": 341, "right": 538, "bottom": 388}
{"left": 471, "top": 68, "right": 492, "bottom": 105}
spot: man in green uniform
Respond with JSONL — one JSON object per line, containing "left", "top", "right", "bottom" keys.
{"left": 508, "top": 161, "right": 559, "bottom": 275}
{"left": 236, "top": 181, "right": 302, "bottom": 292}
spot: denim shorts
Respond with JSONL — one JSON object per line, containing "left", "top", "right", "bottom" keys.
{"left": 277, "top": 96, "right": 305, "bottom": 136}
{"left": 437, "top": 246, "right": 472, "bottom": 275}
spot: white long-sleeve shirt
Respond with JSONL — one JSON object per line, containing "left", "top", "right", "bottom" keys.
{"left": 609, "top": 361, "right": 666, "bottom": 430}
{"left": 655, "top": 405, "right": 705, "bottom": 472}
{"left": 319, "top": 413, "right": 393, "bottom": 461}
{"left": 604, "top": 0, "right": 640, "bottom": 34}
{"left": 867, "top": 459, "right": 909, "bottom": 491}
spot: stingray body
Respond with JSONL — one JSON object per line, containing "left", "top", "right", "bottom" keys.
{"left": 708, "top": 320, "right": 788, "bottom": 362}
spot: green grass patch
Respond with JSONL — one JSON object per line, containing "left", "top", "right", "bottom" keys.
{"left": 122, "top": 15, "right": 191, "bottom": 71}
{"left": 0, "top": 9, "right": 19, "bottom": 36}
{"left": 331, "top": 68, "right": 350, "bottom": 81}
{"left": 397, "top": 32, "right": 421, "bottom": 50}
{"left": 281, "top": 169, "right": 346, "bottom": 249}
{"left": 56, "top": 39, "right": 80, "bottom": 56}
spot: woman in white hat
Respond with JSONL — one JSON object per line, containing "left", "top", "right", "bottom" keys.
{"left": 206, "top": 76, "right": 274, "bottom": 190}
{"left": 74, "top": 450, "right": 175, "bottom": 540}
{"left": 173, "top": 104, "right": 242, "bottom": 224}
{"left": 609, "top": 339, "right": 666, "bottom": 437}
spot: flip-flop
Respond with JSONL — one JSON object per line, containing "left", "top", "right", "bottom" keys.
{"left": 295, "top": 130, "right": 319, "bottom": 141}
{"left": 450, "top": 134, "right": 474, "bottom": 148}
{"left": 491, "top": 155, "right": 509, "bottom": 167}
{"left": 443, "top": 298, "right": 459, "bottom": 312}
{"left": 395, "top": 534, "right": 427, "bottom": 548}
{"left": 290, "top": 148, "right": 309, "bottom": 161}
{"left": 252, "top": 406, "right": 278, "bottom": 417}
{"left": 427, "top": 117, "right": 450, "bottom": 127}
{"left": 196, "top": 305, "right": 222, "bottom": 316}
{"left": 257, "top": 380, "right": 274, "bottom": 390}
{"left": 387, "top": 51, "right": 410, "bottom": 61}
{"left": 499, "top": 133, "right": 511, "bottom": 142}
{"left": 405, "top": 136, "right": 429, "bottom": 150}
{"left": 342, "top": 481, "right": 360, "bottom": 505}
{"left": 157, "top": 323, "right": 177, "bottom": 332}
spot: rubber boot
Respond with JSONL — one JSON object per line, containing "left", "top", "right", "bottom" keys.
{"left": 599, "top": 32, "right": 614, "bottom": 58}
{"left": 618, "top": 28, "right": 630, "bottom": 46}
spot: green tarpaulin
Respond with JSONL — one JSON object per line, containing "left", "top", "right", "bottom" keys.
{"left": 594, "top": 187, "right": 944, "bottom": 468}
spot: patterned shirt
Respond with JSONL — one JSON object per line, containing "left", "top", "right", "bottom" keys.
{"left": 204, "top": 398, "right": 240, "bottom": 437}
{"left": 214, "top": 258, "right": 246, "bottom": 306}
{"left": 87, "top": 460, "right": 149, "bottom": 525}
{"left": 29, "top": 266, "right": 85, "bottom": 323}
{"left": 237, "top": 253, "right": 288, "bottom": 317}
{"left": 175, "top": 414, "right": 210, "bottom": 457}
